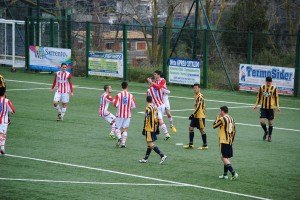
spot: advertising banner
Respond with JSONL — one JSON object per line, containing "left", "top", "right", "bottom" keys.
{"left": 239, "top": 64, "right": 295, "bottom": 95}
{"left": 169, "top": 58, "right": 200, "bottom": 85}
{"left": 29, "top": 46, "right": 72, "bottom": 72}
{"left": 88, "top": 52, "right": 123, "bottom": 78}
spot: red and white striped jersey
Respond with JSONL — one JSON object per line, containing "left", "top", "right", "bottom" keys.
{"left": 51, "top": 71, "right": 73, "bottom": 94}
{"left": 147, "top": 86, "right": 164, "bottom": 107}
{"left": 99, "top": 92, "right": 114, "bottom": 117}
{"left": 153, "top": 78, "right": 170, "bottom": 97}
{"left": 0, "top": 97, "right": 15, "bottom": 124}
{"left": 114, "top": 90, "right": 136, "bottom": 118}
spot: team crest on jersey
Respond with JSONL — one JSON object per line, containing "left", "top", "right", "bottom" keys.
{"left": 263, "top": 92, "right": 270, "bottom": 97}
{"left": 122, "top": 96, "right": 128, "bottom": 105}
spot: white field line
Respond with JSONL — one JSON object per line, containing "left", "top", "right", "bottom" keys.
{"left": 171, "top": 105, "right": 253, "bottom": 111}
{"left": 4, "top": 154, "right": 271, "bottom": 200}
{"left": 6, "top": 79, "right": 300, "bottom": 111}
{"left": 0, "top": 178, "right": 182, "bottom": 187}
{"left": 137, "top": 112, "right": 300, "bottom": 132}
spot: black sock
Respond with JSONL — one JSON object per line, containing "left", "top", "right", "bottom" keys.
{"left": 226, "top": 164, "right": 235, "bottom": 175}
{"left": 261, "top": 123, "right": 267, "bottom": 133}
{"left": 202, "top": 133, "right": 207, "bottom": 146}
{"left": 189, "top": 132, "right": 194, "bottom": 145}
{"left": 153, "top": 146, "right": 164, "bottom": 157}
{"left": 224, "top": 165, "right": 229, "bottom": 176}
{"left": 144, "top": 147, "right": 152, "bottom": 160}
{"left": 268, "top": 126, "right": 273, "bottom": 136}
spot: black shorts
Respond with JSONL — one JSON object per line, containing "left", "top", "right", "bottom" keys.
{"left": 260, "top": 108, "right": 274, "bottom": 120}
{"left": 146, "top": 131, "right": 157, "bottom": 142}
{"left": 220, "top": 143, "right": 233, "bottom": 158}
{"left": 190, "top": 118, "right": 205, "bottom": 129}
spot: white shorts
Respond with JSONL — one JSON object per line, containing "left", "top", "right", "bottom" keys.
{"left": 102, "top": 113, "right": 116, "bottom": 124}
{"left": 54, "top": 92, "right": 70, "bottom": 103}
{"left": 0, "top": 124, "right": 8, "bottom": 134}
{"left": 157, "top": 104, "right": 166, "bottom": 120}
{"left": 116, "top": 118, "right": 131, "bottom": 129}
{"left": 164, "top": 97, "right": 170, "bottom": 110}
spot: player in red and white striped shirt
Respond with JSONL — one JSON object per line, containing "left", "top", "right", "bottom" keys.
{"left": 0, "top": 88, "right": 16, "bottom": 155}
{"left": 147, "top": 70, "right": 176, "bottom": 133}
{"left": 114, "top": 81, "right": 136, "bottom": 147}
{"left": 50, "top": 63, "right": 74, "bottom": 121}
{"left": 99, "top": 85, "right": 116, "bottom": 139}
{"left": 147, "top": 85, "right": 170, "bottom": 140}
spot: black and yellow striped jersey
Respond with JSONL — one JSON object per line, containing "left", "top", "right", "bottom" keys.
{"left": 0, "top": 75, "right": 6, "bottom": 88}
{"left": 144, "top": 104, "right": 158, "bottom": 132}
{"left": 255, "top": 85, "right": 279, "bottom": 109}
{"left": 213, "top": 114, "right": 236, "bottom": 145}
{"left": 193, "top": 92, "right": 205, "bottom": 118}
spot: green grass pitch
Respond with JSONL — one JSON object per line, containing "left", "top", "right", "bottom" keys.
{"left": 0, "top": 67, "right": 300, "bottom": 200}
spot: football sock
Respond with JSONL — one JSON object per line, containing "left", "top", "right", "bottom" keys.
{"left": 61, "top": 107, "right": 66, "bottom": 117}
{"left": 223, "top": 165, "right": 229, "bottom": 176}
{"left": 226, "top": 164, "right": 235, "bottom": 175}
{"left": 115, "top": 129, "right": 121, "bottom": 139}
{"left": 168, "top": 116, "right": 173, "bottom": 126}
{"left": 54, "top": 105, "right": 61, "bottom": 113}
{"left": 268, "top": 126, "right": 273, "bottom": 135}
{"left": 121, "top": 131, "right": 127, "bottom": 145}
{"left": 159, "top": 123, "right": 169, "bottom": 136}
{"left": 189, "top": 131, "right": 194, "bottom": 145}
{"left": 261, "top": 123, "right": 267, "bottom": 133}
{"left": 202, "top": 133, "right": 207, "bottom": 146}
{"left": 153, "top": 146, "right": 163, "bottom": 157}
{"left": 110, "top": 123, "right": 116, "bottom": 135}
{"left": 144, "top": 147, "right": 152, "bottom": 160}
{"left": 0, "top": 134, "right": 6, "bottom": 146}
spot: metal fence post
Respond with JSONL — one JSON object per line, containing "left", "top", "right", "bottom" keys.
{"left": 67, "top": 15, "right": 72, "bottom": 49}
{"left": 123, "top": 24, "right": 128, "bottom": 81}
{"left": 50, "top": 18, "right": 54, "bottom": 47}
{"left": 162, "top": 26, "right": 168, "bottom": 82}
{"left": 203, "top": 28, "right": 208, "bottom": 88}
{"left": 25, "top": 17, "right": 30, "bottom": 71}
{"left": 294, "top": 30, "right": 300, "bottom": 97}
{"left": 85, "top": 21, "right": 90, "bottom": 78}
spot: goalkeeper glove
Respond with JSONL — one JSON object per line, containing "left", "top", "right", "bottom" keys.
{"left": 142, "top": 129, "right": 145, "bottom": 135}
{"left": 189, "top": 114, "right": 194, "bottom": 120}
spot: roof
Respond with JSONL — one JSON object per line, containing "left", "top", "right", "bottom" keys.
{"left": 73, "top": 30, "right": 152, "bottom": 40}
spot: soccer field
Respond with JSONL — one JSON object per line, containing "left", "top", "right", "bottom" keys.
{"left": 1, "top": 67, "right": 300, "bottom": 200}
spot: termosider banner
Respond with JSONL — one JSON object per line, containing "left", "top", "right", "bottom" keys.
{"left": 29, "top": 46, "right": 72, "bottom": 72}
{"left": 169, "top": 58, "right": 200, "bottom": 85}
{"left": 239, "top": 64, "right": 295, "bottom": 95}
{"left": 88, "top": 52, "right": 123, "bottom": 78}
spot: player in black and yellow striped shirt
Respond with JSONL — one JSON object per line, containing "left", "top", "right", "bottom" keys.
{"left": 184, "top": 83, "right": 208, "bottom": 150}
{"left": 213, "top": 106, "right": 238, "bottom": 180}
{"left": 139, "top": 96, "right": 167, "bottom": 164}
{"left": 254, "top": 77, "right": 281, "bottom": 142}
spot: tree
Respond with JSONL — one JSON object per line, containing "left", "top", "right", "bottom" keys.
{"left": 221, "top": 0, "right": 269, "bottom": 55}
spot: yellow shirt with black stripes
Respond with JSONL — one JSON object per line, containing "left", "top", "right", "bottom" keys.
{"left": 213, "top": 114, "right": 236, "bottom": 145}
{"left": 255, "top": 85, "right": 279, "bottom": 109}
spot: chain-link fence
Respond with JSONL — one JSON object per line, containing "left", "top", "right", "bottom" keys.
{"left": 24, "top": 18, "right": 300, "bottom": 95}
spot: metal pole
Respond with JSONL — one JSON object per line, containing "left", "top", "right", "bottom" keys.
{"left": 203, "top": 29, "right": 208, "bottom": 88}
{"left": 25, "top": 17, "right": 30, "bottom": 70}
{"left": 12, "top": 22, "right": 15, "bottom": 68}
{"left": 294, "top": 30, "right": 300, "bottom": 97}
{"left": 50, "top": 18, "right": 54, "bottom": 47}
{"left": 123, "top": 24, "right": 128, "bottom": 81}
{"left": 85, "top": 21, "right": 90, "bottom": 78}
{"left": 162, "top": 26, "right": 168, "bottom": 81}
{"left": 36, "top": 0, "right": 40, "bottom": 46}
{"left": 199, "top": 0, "right": 234, "bottom": 91}
{"left": 169, "top": 0, "right": 195, "bottom": 58}
{"left": 193, "top": 0, "right": 199, "bottom": 59}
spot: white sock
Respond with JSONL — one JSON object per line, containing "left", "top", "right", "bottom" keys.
{"left": 159, "top": 123, "right": 169, "bottom": 137}
{"left": 110, "top": 122, "right": 116, "bottom": 135}
{"left": 115, "top": 129, "right": 121, "bottom": 139}
{"left": 61, "top": 107, "right": 66, "bottom": 117}
{"left": 54, "top": 105, "right": 61, "bottom": 113}
{"left": 121, "top": 131, "right": 127, "bottom": 145}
